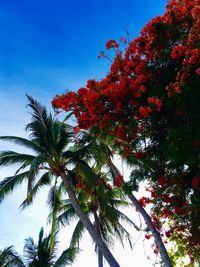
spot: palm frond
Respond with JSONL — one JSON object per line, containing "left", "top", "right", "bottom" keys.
{"left": 98, "top": 217, "right": 114, "bottom": 247}
{"left": 113, "top": 208, "right": 140, "bottom": 231}
{"left": 26, "top": 95, "right": 52, "bottom": 149}
{"left": 113, "top": 222, "right": 133, "bottom": 250}
{"left": 70, "top": 220, "right": 85, "bottom": 248}
{"left": 26, "top": 95, "right": 49, "bottom": 129}
{"left": 70, "top": 161, "right": 98, "bottom": 189}
{"left": 0, "top": 136, "right": 42, "bottom": 153}
{"left": 54, "top": 247, "right": 79, "bottom": 267}
{"left": 27, "top": 155, "right": 46, "bottom": 194}
{"left": 47, "top": 179, "right": 63, "bottom": 256}
{"left": 62, "top": 111, "right": 74, "bottom": 123}
{"left": 47, "top": 185, "right": 63, "bottom": 212}
{"left": 0, "top": 246, "right": 25, "bottom": 267}
{"left": 57, "top": 202, "right": 77, "bottom": 226}
{"left": 24, "top": 237, "right": 37, "bottom": 264}
{"left": 0, "top": 151, "right": 34, "bottom": 167}
{"left": 107, "top": 159, "right": 121, "bottom": 183}
{"left": 0, "top": 171, "right": 29, "bottom": 203}
{"left": 20, "top": 172, "right": 51, "bottom": 210}
{"left": 52, "top": 119, "right": 72, "bottom": 152}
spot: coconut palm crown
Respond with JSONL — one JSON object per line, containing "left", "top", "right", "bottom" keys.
{"left": 0, "top": 96, "right": 120, "bottom": 267}
{"left": 24, "top": 228, "right": 78, "bottom": 267}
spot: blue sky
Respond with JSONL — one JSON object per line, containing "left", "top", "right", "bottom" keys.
{"left": 0, "top": 1, "right": 167, "bottom": 266}
{"left": 0, "top": 0, "right": 165, "bottom": 99}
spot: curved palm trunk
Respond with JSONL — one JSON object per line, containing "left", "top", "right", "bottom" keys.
{"left": 94, "top": 211, "right": 104, "bottom": 267}
{"left": 98, "top": 250, "right": 103, "bottom": 267}
{"left": 108, "top": 159, "right": 172, "bottom": 267}
{"left": 60, "top": 172, "right": 120, "bottom": 267}
{"left": 129, "top": 194, "right": 172, "bottom": 267}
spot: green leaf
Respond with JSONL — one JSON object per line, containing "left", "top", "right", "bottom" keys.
{"left": 70, "top": 220, "right": 85, "bottom": 248}
{"left": 0, "top": 136, "right": 42, "bottom": 153}
{"left": 0, "top": 171, "right": 29, "bottom": 203}
{"left": 0, "top": 151, "right": 34, "bottom": 167}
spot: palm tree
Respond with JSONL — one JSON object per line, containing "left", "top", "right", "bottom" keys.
{"left": 24, "top": 228, "right": 78, "bottom": 267}
{"left": 0, "top": 96, "right": 120, "bottom": 267}
{"left": 76, "top": 132, "right": 172, "bottom": 267}
{"left": 0, "top": 246, "right": 25, "bottom": 267}
{"left": 44, "top": 157, "right": 138, "bottom": 267}
{"left": 107, "top": 159, "right": 172, "bottom": 267}
{"left": 56, "top": 194, "right": 139, "bottom": 267}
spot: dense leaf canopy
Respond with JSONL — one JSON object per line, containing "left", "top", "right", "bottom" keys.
{"left": 52, "top": 0, "right": 200, "bottom": 264}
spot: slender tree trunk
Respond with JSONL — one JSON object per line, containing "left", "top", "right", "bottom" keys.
{"left": 108, "top": 159, "right": 172, "bottom": 267}
{"left": 129, "top": 193, "right": 173, "bottom": 267}
{"left": 98, "top": 250, "right": 103, "bottom": 267}
{"left": 49, "top": 180, "right": 58, "bottom": 255}
{"left": 94, "top": 211, "right": 104, "bottom": 267}
{"left": 60, "top": 172, "right": 120, "bottom": 267}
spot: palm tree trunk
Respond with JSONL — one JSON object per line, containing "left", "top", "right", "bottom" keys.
{"left": 108, "top": 159, "right": 172, "bottom": 267}
{"left": 98, "top": 250, "right": 103, "bottom": 267}
{"left": 129, "top": 193, "right": 172, "bottom": 267}
{"left": 60, "top": 172, "right": 120, "bottom": 267}
{"left": 94, "top": 211, "right": 104, "bottom": 267}
{"left": 50, "top": 180, "right": 58, "bottom": 255}
{"left": 49, "top": 208, "right": 57, "bottom": 255}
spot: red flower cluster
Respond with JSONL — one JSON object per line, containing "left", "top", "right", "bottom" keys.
{"left": 162, "top": 194, "right": 172, "bottom": 203}
{"left": 105, "top": 40, "right": 119, "bottom": 50}
{"left": 147, "top": 97, "right": 163, "bottom": 112}
{"left": 115, "top": 175, "right": 123, "bottom": 187}
{"left": 139, "top": 107, "right": 152, "bottom": 118}
{"left": 52, "top": 0, "right": 200, "bottom": 262}
{"left": 138, "top": 196, "right": 152, "bottom": 207}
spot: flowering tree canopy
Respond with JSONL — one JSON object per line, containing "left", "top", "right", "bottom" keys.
{"left": 52, "top": 0, "right": 200, "bottom": 264}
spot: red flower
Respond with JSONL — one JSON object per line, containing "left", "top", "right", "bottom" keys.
{"left": 105, "top": 40, "right": 119, "bottom": 50}
{"left": 139, "top": 197, "right": 148, "bottom": 207}
{"left": 171, "top": 44, "right": 186, "bottom": 60}
{"left": 165, "top": 230, "right": 173, "bottom": 238}
{"left": 162, "top": 194, "right": 172, "bottom": 203}
{"left": 139, "top": 107, "right": 152, "bottom": 118}
{"left": 153, "top": 248, "right": 159, "bottom": 255}
{"left": 146, "top": 188, "right": 156, "bottom": 198}
{"left": 147, "top": 97, "right": 163, "bottom": 112}
{"left": 76, "top": 181, "right": 83, "bottom": 189}
{"left": 73, "top": 126, "right": 80, "bottom": 134}
{"left": 173, "top": 83, "right": 181, "bottom": 94}
{"left": 145, "top": 233, "right": 151, "bottom": 239}
{"left": 115, "top": 175, "right": 123, "bottom": 187}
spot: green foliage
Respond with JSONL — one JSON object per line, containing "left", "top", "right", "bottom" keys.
{"left": 0, "top": 246, "right": 25, "bottom": 267}
{"left": 23, "top": 227, "right": 78, "bottom": 267}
